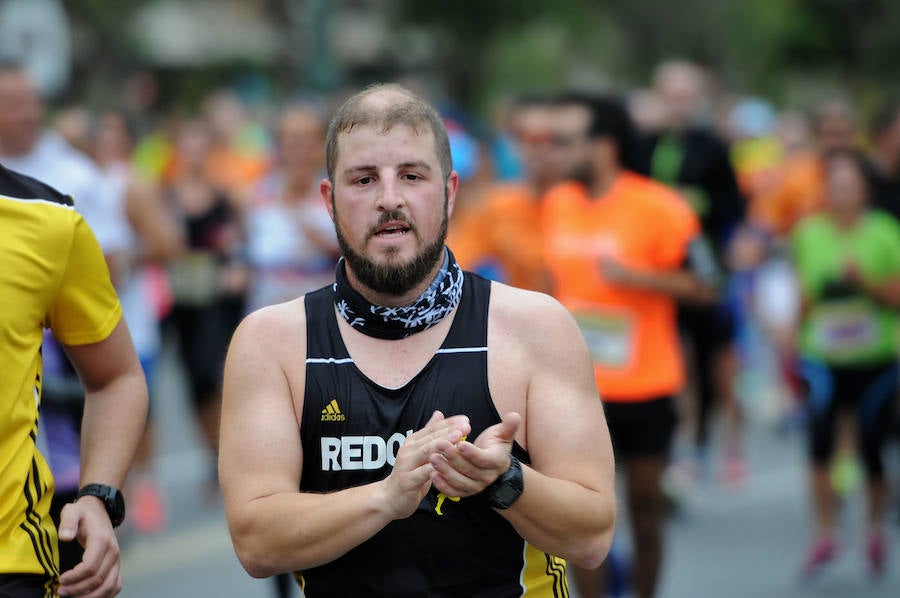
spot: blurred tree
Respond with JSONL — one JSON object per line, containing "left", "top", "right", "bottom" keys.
{"left": 778, "top": 0, "right": 900, "bottom": 104}
{"left": 64, "top": 0, "right": 155, "bottom": 104}
{"left": 392, "top": 0, "right": 596, "bottom": 106}
{"left": 392, "top": 0, "right": 900, "bottom": 115}
{"left": 47, "top": 0, "right": 900, "bottom": 122}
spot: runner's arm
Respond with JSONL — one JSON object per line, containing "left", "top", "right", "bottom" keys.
{"left": 58, "top": 318, "right": 148, "bottom": 597}
{"left": 848, "top": 274, "right": 900, "bottom": 309}
{"left": 599, "top": 235, "right": 716, "bottom": 304}
{"left": 429, "top": 291, "right": 615, "bottom": 569}
{"left": 65, "top": 318, "right": 148, "bottom": 490}
{"left": 497, "top": 294, "right": 615, "bottom": 568}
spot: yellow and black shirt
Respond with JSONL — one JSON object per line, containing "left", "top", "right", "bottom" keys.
{"left": 299, "top": 273, "right": 568, "bottom": 597}
{"left": 0, "top": 164, "right": 121, "bottom": 579}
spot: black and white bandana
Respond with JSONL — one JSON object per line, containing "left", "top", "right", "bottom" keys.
{"left": 333, "top": 247, "right": 464, "bottom": 339}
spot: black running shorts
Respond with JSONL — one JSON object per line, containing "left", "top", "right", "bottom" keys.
{"left": 0, "top": 574, "right": 55, "bottom": 598}
{"left": 603, "top": 395, "right": 677, "bottom": 459}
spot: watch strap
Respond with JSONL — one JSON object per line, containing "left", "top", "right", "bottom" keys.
{"left": 76, "top": 484, "right": 125, "bottom": 528}
{"left": 483, "top": 454, "right": 524, "bottom": 510}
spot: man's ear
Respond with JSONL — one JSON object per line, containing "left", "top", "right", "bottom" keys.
{"left": 321, "top": 179, "right": 335, "bottom": 221}
{"left": 445, "top": 171, "right": 459, "bottom": 220}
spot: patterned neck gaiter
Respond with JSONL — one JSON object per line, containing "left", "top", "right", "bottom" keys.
{"left": 333, "top": 247, "right": 464, "bottom": 340}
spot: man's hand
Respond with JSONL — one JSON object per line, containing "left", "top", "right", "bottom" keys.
{"left": 57, "top": 497, "right": 122, "bottom": 597}
{"left": 428, "top": 412, "right": 522, "bottom": 498}
{"left": 379, "top": 411, "right": 471, "bottom": 520}
{"left": 598, "top": 257, "right": 636, "bottom": 286}
{"left": 843, "top": 261, "right": 864, "bottom": 287}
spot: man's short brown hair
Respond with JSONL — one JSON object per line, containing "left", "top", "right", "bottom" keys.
{"left": 325, "top": 83, "right": 452, "bottom": 183}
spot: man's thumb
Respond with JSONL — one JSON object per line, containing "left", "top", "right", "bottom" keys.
{"left": 58, "top": 503, "right": 80, "bottom": 542}
{"left": 498, "top": 412, "right": 522, "bottom": 441}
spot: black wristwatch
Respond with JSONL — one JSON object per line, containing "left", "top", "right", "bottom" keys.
{"left": 76, "top": 484, "right": 126, "bottom": 528}
{"left": 483, "top": 455, "right": 524, "bottom": 510}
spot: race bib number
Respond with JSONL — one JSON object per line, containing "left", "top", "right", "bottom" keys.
{"left": 812, "top": 301, "right": 879, "bottom": 357}
{"left": 575, "top": 310, "right": 636, "bottom": 369}
{"left": 167, "top": 252, "right": 221, "bottom": 307}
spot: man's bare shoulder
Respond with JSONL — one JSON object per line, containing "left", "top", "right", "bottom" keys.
{"left": 231, "top": 296, "right": 309, "bottom": 362}
{"left": 488, "top": 282, "right": 580, "bottom": 345}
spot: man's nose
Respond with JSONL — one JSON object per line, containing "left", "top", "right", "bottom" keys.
{"left": 375, "top": 175, "right": 404, "bottom": 210}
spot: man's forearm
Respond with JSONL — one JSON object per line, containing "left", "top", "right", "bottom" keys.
{"left": 500, "top": 466, "right": 615, "bottom": 569}
{"left": 79, "top": 370, "right": 148, "bottom": 488}
{"left": 627, "top": 269, "right": 715, "bottom": 303}
{"left": 229, "top": 480, "right": 396, "bottom": 578}
{"left": 858, "top": 278, "right": 900, "bottom": 309}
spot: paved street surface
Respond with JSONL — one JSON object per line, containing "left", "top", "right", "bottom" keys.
{"left": 119, "top": 340, "right": 900, "bottom": 597}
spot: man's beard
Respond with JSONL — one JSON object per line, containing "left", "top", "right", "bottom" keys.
{"left": 569, "top": 161, "right": 595, "bottom": 188}
{"left": 333, "top": 195, "right": 449, "bottom": 297}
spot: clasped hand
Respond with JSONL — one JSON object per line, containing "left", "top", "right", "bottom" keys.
{"left": 381, "top": 410, "right": 521, "bottom": 520}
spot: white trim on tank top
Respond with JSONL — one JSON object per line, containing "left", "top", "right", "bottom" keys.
{"left": 306, "top": 346, "right": 487, "bottom": 364}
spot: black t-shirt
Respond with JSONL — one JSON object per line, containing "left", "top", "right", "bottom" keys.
{"left": 864, "top": 159, "right": 900, "bottom": 223}
{"left": 640, "top": 127, "right": 747, "bottom": 260}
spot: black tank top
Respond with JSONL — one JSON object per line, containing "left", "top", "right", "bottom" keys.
{"left": 298, "top": 273, "right": 568, "bottom": 597}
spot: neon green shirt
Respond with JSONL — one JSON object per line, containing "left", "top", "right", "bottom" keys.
{"left": 791, "top": 210, "right": 900, "bottom": 365}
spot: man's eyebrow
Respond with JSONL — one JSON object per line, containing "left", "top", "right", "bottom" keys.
{"left": 398, "top": 160, "right": 432, "bottom": 171}
{"left": 343, "top": 161, "right": 433, "bottom": 177}
{"left": 342, "top": 165, "right": 377, "bottom": 177}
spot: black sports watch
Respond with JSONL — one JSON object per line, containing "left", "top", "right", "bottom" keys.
{"left": 483, "top": 455, "right": 524, "bottom": 510}
{"left": 76, "top": 484, "right": 126, "bottom": 528}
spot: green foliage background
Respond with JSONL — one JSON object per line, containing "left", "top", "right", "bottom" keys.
{"left": 63, "top": 0, "right": 900, "bottom": 115}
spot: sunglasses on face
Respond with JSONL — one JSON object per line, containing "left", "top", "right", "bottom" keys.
{"left": 514, "top": 131, "right": 584, "bottom": 148}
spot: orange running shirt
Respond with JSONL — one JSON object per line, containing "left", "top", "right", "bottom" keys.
{"left": 750, "top": 152, "right": 825, "bottom": 237}
{"left": 450, "top": 183, "right": 550, "bottom": 293}
{"left": 479, "top": 183, "right": 548, "bottom": 292}
{"left": 447, "top": 191, "right": 491, "bottom": 273}
{"left": 542, "top": 172, "right": 700, "bottom": 402}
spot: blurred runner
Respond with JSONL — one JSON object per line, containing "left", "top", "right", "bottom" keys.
{"left": 245, "top": 100, "right": 338, "bottom": 314}
{"left": 0, "top": 64, "right": 128, "bottom": 266}
{"left": 641, "top": 60, "right": 746, "bottom": 485}
{"left": 90, "top": 109, "right": 184, "bottom": 535}
{"left": 0, "top": 64, "right": 136, "bottom": 567}
{"left": 0, "top": 61, "right": 148, "bottom": 598}
{"left": 725, "top": 110, "right": 813, "bottom": 431}
{"left": 791, "top": 149, "right": 900, "bottom": 577}
{"left": 752, "top": 99, "right": 859, "bottom": 238}
{"left": 864, "top": 100, "right": 900, "bottom": 223}
{"left": 750, "top": 99, "right": 866, "bottom": 498}
{"left": 163, "top": 119, "right": 248, "bottom": 489}
{"left": 201, "top": 89, "right": 271, "bottom": 200}
{"left": 451, "top": 94, "right": 578, "bottom": 292}
{"left": 543, "top": 93, "right": 714, "bottom": 598}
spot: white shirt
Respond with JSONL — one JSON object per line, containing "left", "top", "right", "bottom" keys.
{"left": 2, "top": 132, "right": 130, "bottom": 253}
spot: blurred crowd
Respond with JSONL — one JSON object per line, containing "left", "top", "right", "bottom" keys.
{"left": 2, "top": 56, "right": 900, "bottom": 597}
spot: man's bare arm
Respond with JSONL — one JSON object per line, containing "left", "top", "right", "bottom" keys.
{"left": 599, "top": 254, "right": 715, "bottom": 304}
{"left": 58, "top": 318, "right": 149, "bottom": 597}
{"left": 429, "top": 289, "right": 615, "bottom": 569}
{"left": 65, "top": 318, "right": 148, "bottom": 487}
